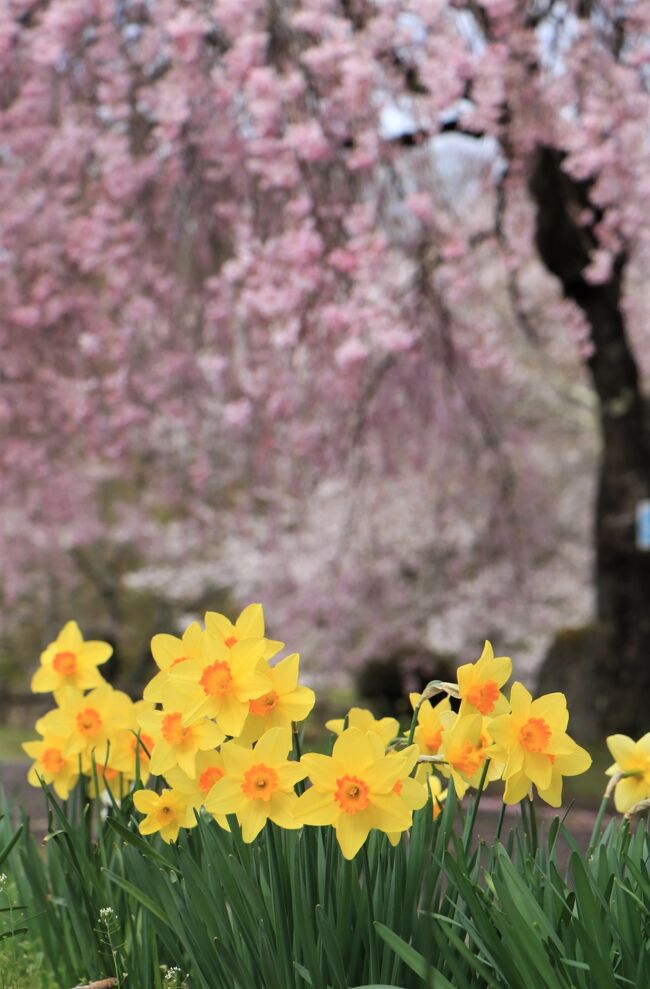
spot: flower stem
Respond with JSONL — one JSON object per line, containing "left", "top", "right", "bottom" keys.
{"left": 463, "top": 758, "right": 490, "bottom": 853}
{"left": 362, "top": 845, "right": 379, "bottom": 984}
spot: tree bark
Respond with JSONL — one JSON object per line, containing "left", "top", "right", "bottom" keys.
{"left": 530, "top": 146, "right": 650, "bottom": 737}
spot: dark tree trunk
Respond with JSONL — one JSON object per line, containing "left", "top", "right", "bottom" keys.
{"left": 530, "top": 147, "right": 650, "bottom": 737}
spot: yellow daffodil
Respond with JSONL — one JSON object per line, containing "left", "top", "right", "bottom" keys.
{"left": 408, "top": 693, "right": 452, "bottom": 757}
{"left": 237, "top": 653, "right": 315, "bottom": 744}
{"left": 136, "top": 704, "right": 224, "bottom": 779}
{"left": 502, "top": 743, "right": 592, "bottom": 807}
{"left": 457, "top": 641, "right": 512, "bottom": 717}
{"left": 296, "top": 728, "right": 414, "bottom": 859}
{"left": 165, "top": 750, "right": 230, "bottom": 829}
{"left": 204, "top": 727, "right": 306, "bottom": 841}
{"left": 489, "top": 682, "right": 591, "bottom": 805}
{"left": 326, "top": 707, "right": 399, "bottom": 748}
{"left": 23, "top": 736, "right": 80, "bottom": 799}
{"left": 143, "top": 621, "right": 204, "bottom": 704}
{"left": 36, "top": 685, "right": 133, "bottom": 761}
{"left": 31, "top": 621, "right": 112, "bottom": 695}
{"left": 605, "top": 734, "right": 650, "bottom": 813}
{"left": 439, "top": 713, "right": 494, "bottom": 798}
{"left": 169, "top": 630, "right": 271, "bottom": 737}
{"left": 133, "top": 788, "right": 197, "bottom": 843}
{"left": 205, "top": 603, "right": 284, "bottom": 660}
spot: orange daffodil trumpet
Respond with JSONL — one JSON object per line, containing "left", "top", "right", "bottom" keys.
{"left": 24, "top": 611, "right": 609, "bottom": 856}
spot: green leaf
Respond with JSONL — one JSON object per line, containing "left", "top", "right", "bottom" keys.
{"left": 374, "top": 922, "right": 455, "bottom": 989}
{"left": 103, "top": 869, "right": 171, "bottom": 927}
{"left": 106, "top": 816, "right": 179, "bottom": 872}
{"left": 0, "top": 824, "right": 23, "bottom": 869}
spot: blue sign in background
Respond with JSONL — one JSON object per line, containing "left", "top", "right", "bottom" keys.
{"left": 636, "top": 500, "right": 650, "bottom": 550}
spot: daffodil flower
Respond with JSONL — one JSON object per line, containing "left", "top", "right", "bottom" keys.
{"left": 169, "top": 630, "right": 272, "bottom": 737}
{"left": 36, "top": 684, "right": 133, "bottom": 761}
{"left": 133, "top": 788, "right": 197, "bottom": 843}
{"left": 137, "top": 704, "right": 224, "bottom": 778}
{"left": 238, "top": 653, "right": 315, "bottom": 744}
{"left": 23, "top": 735, "right": 80, "bottom": 799}
{"left": 296, "top": 728, "right": 415, "bottom": 859}
{"left": 205, "top": 603, "right": 284, "bottom": 660}
{"left": 489, "top": 682, "right": 591, "bottom": 805}
{"left": 204, "top": 727, "right": 306, "bottom": 841}
{"left": 31, "top": 621, "right": 112, "bottom": 695}
{"left": 457, "top": 641, "right": 512, "bottom": 717}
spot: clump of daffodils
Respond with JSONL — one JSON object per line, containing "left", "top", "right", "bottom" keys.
{"left": 29, "top": 605, "right": 644, "bottom": 862}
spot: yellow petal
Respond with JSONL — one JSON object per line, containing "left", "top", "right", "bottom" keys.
{"left": 531, "top": 693, "right": 568, "bottom": 733}
{"left": 31, "top": 667, "right": 60, "bottom": 693}
{"left": 235, "top": 604, "right": 265, "bottom": 640}
{"left": 204, "top": 611, "right": 233, "bottom": 638}
{"left": 335, "top": 812, "right": 371, "bottom": 859}
{"left": 295, "top": 787, "right": 337, "bottom": 825}
{"left": 56, "top": 621, "right": 83, "bottom": 650}
{"left": 614, "top": 776, "right": 648, "bottom": 813}
{"left": 252, "top": 726, "right": 292, "bottom": 765}
{"left": 204, "top": 778, "right": 245, "bottom": 815}
{"left": 509, "top": 682, "right": 532, "bottom": 718}
{"left": 133, "top": 790, "right": 159, "bottom": 814}
{"left": 606, "top": 734, "right": 636, "bottom": 771}
{"left": 332, "top": 728, "right": 377, "bottom": 771}
{"left": 503, "top": 772, "right": 531, "bottom": 804}
{"left": 523, "top": 751, "right": 553, "bottom": 791}
{"left": 301, "top": 753, "right": 338, "bottom": 790}
{"left": 270, "top": 653, "right": 300, "bottom": 693}
{"left": 537, "top": 770, "right": 563, "bottom": 808}
{"left": 79, "top": 641, "right": 113, "bottom": 666}
{"left": 239, "top": 800, "right": 269, "bottom": 842}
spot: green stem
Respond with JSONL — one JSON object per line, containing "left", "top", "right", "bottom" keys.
{"left": 463, "top": 759, "right": 490, "bottom": 853}
{"left": 494, "top": 800, "right": 507, "bottom": 844}
{"left": 267, "top": 826, "right": 293, "bottom": 985}
{"left": 519, "top": 798, "right": 530, "bottom": 848}
{"left": 587, "top": 791, "right": 610, "bottom": 857}
{"left": 528, "top": 796, "right": 538, "bottom": 853}
{"left": 362, "top": 845, "right": 379, "bottom": 984}
{"left": 519, "top": 796, "right": 538, "bottom": 854}
{"left": 293, "top": 722, "right": 306, "bottom": 795}
{"left": 406, "top": 700, "right": 423, "bottom": 747}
